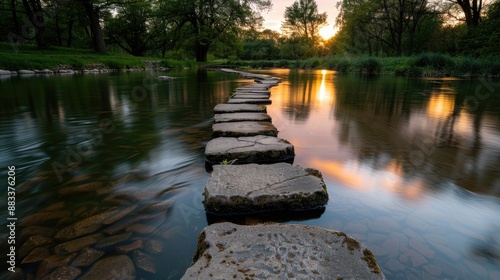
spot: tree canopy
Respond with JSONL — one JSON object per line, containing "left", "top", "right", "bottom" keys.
{"left": 0, "top": 0, "right": 499, "bottom": 60}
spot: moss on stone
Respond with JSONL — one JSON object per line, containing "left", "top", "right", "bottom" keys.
{"left": 362, "top": 248, "right": 381, "bottom": 274}
{"left": 193, "top": 231, "right": 208, "bottom": 263}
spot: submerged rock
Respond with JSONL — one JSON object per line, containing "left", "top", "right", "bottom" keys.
{"left": 94, "top": 232, "right": 132, "bottom": 249}
{"left": 42, "top": 266, "right": 81, "bottom": 280}
{"left": 58, "top": 182, "right": 104, "bottom": 196}
{"left": 20, "top": 211, "right": 71, "bottom": 227}
{"left": 181, "top": 223, "right": 386, "bottom": 280}
{"left": 54, "top": 234, "right": 103, "bottom": 254}
{"left": 145, "top": 239, "right": 164, "bottom": 254}
{"left": 213, "top": 104, "right": 266, "bottom": 114}
{"left": 116, "top": 239, "right": 144, "bottom": 253}
{"left": 212, "top": 121, "right": 277, "bottom": 138}
{"left": 205, "top": 135, "right": 294, "bottom": 165}
{"left": 79, "top": 255, "right": 135, "bottom": 280}
{"left": 72, "top": 248, "right": 105, "bottom": 267}
{"left": 203, "top": 163, "right": 328, "bottom": 214}
{"left": 55, "top": 209, "right": 118, "bottom": 240}
{"left": 103, "top": 205, "right": 138, "bottom": 225}
{"left": 22, "top": 247, "right": 50, "bottom": 264}
{"left": 36, "top": 253, "right": 77, "bottom": 279}
{"left": 132, "top": 250, "right": 157, "bottom": 273}
{"left": 19, "top": 235, "right": 53, "bottom": 259}
{"left": 19, "top": 226, "right": 55, "bottom": 243}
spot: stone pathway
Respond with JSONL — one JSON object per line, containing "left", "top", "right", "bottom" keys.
{"left": 182, "top": 69, "right": 386, "bottom": 279}
{"left": 205, "top": 136, "right": 294, "bottom": 165}
{"left": 182, "top": 223, "right": 385, "bottom": 280}
{"left": 214, "top": 113, "right": 271, "bottom": 123}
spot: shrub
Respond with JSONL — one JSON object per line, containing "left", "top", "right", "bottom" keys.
{"left": 415, "top": 53, "right": 455, "bottom": 70}
{"left": 356, "top": 57, "right": 381, "bottom": 74}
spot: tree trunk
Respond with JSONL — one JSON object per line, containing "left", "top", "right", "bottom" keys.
{"left": 10, "top": 0, "right": 21, "bottom": 35}
{"left": 456, "top": 0, "right": 482, "bottom": 29}
{"left": 66, "top": 20, "right": 74, "bottom": 47}
{"left": 82, "top": 1, "right": 107, "bottom": 54}
{"left": 196, "top": 42, "right": 209, "bottom": 62}
{"left": 21, "top": 0, "right": 48, "bottom": 49}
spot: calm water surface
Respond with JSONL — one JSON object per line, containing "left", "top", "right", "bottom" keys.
{"left": 0, "top": 69, "right": 499, "bottom": 279}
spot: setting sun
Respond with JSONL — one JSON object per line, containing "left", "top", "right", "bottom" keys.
{"left": 319, "top": 25, "right": 337, "bottom": 40}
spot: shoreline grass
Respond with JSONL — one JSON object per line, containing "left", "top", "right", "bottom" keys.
{"left": 226, "top": 54, "right": 500, "bottom": 77}
{"left": 2, "top": 43, "right": 499, "bottom": 78}
{"left": 0, "top": 43, "right": 199, "bottom": 71}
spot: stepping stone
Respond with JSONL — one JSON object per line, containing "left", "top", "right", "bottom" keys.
{"left": 181, "top": 223, "right": 386, "bottom": 279}
{"left": 234, "top": 89, "right": 270, "bottom": 94}
{"left": 231, "top": 94, "right": 270, "bottom": 99}
{"left": 214, "top": 104, "right": 266, "bottom": 114}
{"left": 205, "top": 135, "right": 294, "bottom": 165}
{"left": 203, "top": 163, "right": 328, "bottom": 214}
{"left": 228, "top": 98, "right": 272, "bottom": 105}
{"left": 212, "top": 122, "right": 277, "bottom": 138}
{"left": 255, "top": 79, "right": 280, "bottom": 85}
{"left": 214, "top": 113, "right": 271, "bottom": 123}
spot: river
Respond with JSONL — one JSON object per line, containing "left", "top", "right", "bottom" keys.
{"left": 0, "top": 69, "right": 499, "bottom": 279}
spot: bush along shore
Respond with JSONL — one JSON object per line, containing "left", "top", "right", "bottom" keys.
{"left": 226, "top": 54, "right": 500, "bottom": 77}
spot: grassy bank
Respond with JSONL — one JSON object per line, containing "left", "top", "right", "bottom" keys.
{"left": 0, "top": 43, "right": 199, "bottom": 71}
{"left": 227, "top": 54, "right": 500, "bottom": 77}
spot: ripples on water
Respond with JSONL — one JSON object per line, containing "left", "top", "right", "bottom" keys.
{"left": 0, "top": 70, "right": 499, "bottom": 279}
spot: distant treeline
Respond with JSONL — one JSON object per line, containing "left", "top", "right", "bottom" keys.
{"left": 0, "top": 0, "right": 499, "bottom": 62}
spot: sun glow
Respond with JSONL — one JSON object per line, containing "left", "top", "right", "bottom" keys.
{"left": 319, "top": 25, "right": 337, "bottom": 40}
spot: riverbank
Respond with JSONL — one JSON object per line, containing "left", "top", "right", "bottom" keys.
{"left": 2, "top": 43, "right": 499, "bottom": 78}
{"left": 0, "top": 43, "right": 200, "bottom": 72}
{"left": 227, "top": 54, "right": 500, "bottom": 77}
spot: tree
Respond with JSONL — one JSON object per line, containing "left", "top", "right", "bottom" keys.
{"left": 78, "top": 0, "right": 111, "bottom": 54}
{"left": 449, "top": 0, "right": 484, "bottom": 29}
{"left": 335, "top": 0, "right": 436, "bottom": 56}
{"left": 105, "top": 0, "right": 163, "bottom": 56}
{"left": 21, "top": 0, "right": 48, "bottom": 49}
{"left": 281, "top": 0, "right": 327, "bottom": 42}
{"left": 163, "top": 0, "right": 271, "bottom": 62}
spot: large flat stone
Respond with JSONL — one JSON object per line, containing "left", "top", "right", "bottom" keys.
{"left": 181, "top": 222, "right": 386, "bottom": 280}
{"left": 203, "top": 163, "right": 328, "bottom": 214}
{"left": 231, "top": 94, "right": 270, "bottom": 99}
{"left": 228, "top": 98, "right": 272, "bottom": 105}
{"left": 212, "top": 122, "right": 277, "bottom": 138}
{"left": 213, "top": 104, "right": 266, "bottom": 114}
{"left": 214, "top": 113, "right": 271, "bottom": 123}
{"left": 205, "top": 135, "right": 294, "bottom": 165}
{"left": 234, "top": 89, "right": 271, "bottom": 94}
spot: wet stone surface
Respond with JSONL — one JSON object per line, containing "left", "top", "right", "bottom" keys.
{"left": 231, "top": 94, "right": 271, "bottom": 99}
{"left": 213, "top": 113, "right": 272, "bottom": 123}
{"left": 212, "top": 121, "right": 278, "bottom": 138}
{"left": 228, "top": 98, "right": 272, "bottom": 105}
{"left": 181, "top": 222, "right": 386, "bottom": 280}
{"left": 205, "top": 135, "right": 294, "bottom": 165}
{"left": 213, "top": 104, "right": 266, "bottom": 114}
{"left": 234, "top": 88, "right": 271, "bottom": 97}
{"left": 203, "top": 163, "right": 328, "bottom": 214}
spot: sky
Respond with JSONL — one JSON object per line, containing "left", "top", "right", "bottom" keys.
{"left": 260, "top": 0, "right": 340, "bottom": 39}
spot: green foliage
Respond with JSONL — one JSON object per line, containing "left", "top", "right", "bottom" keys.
{"left": 282, "top": 0, "right": 327, "bottom": 41}
{"left": 324, "top": 57, "right": 351, "bottom": 72}
{"left": 415, "top": 53, "right": 455, "bottom": 70}
{"left": 459, "top": 1, "right": 500, "bottom": 58}
{"left": 355, "top": 57, "right": 381, "bottom": 74}
{"left": 0, "top": 43, "right": 197, "bottom": 70}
